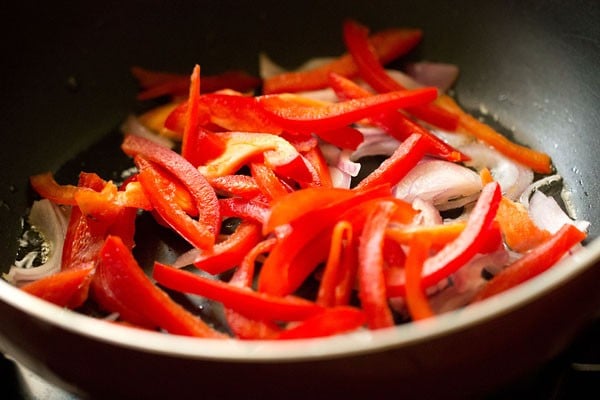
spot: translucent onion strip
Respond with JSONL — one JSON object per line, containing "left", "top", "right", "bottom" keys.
{"left": 5, "top": 199, "right": 70, "bottom": 286}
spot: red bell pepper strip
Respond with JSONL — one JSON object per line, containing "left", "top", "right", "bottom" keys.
{"left": 131, "top": 66, "right": 261, "bottom": 100}
{"left": 21, "top": 267, "right": 95, "bottom": 309}
{"left": 207, "top": 174, "right": 262, "bottom": 199}
{"left": 164, "top": 91, "right": 283, "bottom": 137}
{"left": 134, "top": 156, "right": 216, "bottom": 250}
{"left": 61, "top": 172, "right": 136, "bottom": 273}
{"left": 315, "top": 126, "right": 364, "bottom": 150}
{"left": 327, "top": 72, "right": 466, "bottom": 162}
{"left": 30, "top": 172, "right": 79, "bottom": 204}
{"left": 264, "top": 186, "right": 356, "bottom": 234}
{"left": 93, "top": 236, "right": 224, "bottom": 337}
{"left": 153, "top": 262, "right": 324, "bottom": 322}
{"left": 262, "top": 27, "right": 423, "bottom": 94}
{"left": 249, "top": 162, "right": 294, "bottom": 201}
{"left": 218, "top": 197, "right": 270, "bottom": 225}
{"left": 276, "top": 306, "right": 366, "bottom": 340}
{"left": 475, "top": 224, "right": 586, "bottom": 301}
{"left": 302, "top": 145, "right": 333, "bottom": 188}
{"left": 181, "top": 65, "right": 225, "bottom": 166}
{"left": 122, "top": 134, "right": 220, "bottom": 239}
{"left": 495, "top": 197, "right": 552, "bottom": 253}
{"left": 436, "top": 94, "right": 553, "bottom": 174}
{"left": 386, "top": 182, "right": 502, "bottom": 297}
{"left": 198, "top": 131, "right": 312, "bottom": 184}
{"left": 29, "top": 172, "right": 152, "bottom": 211}
{"left": 404, "top": 238, "right": 434, "bottom": 321}
{"left": 258, "top": 88, "right": 438, "bottom": 134}
{"left": 200, "top": 93, "right": 283, "bottom": 134}
{"left": 342, "top": 19, "right": 459, "bottom": 131}
{"left": 258, "top": 184, "right": 394, "bottom": 296}
{"left": 358, "top": 201, "right": 397, "bottom": 329}
{"left": 225, "top": 237, "right": 282, "bottom": 339}
{"left": 354, "top": 133, "right": 428, "bottom": 191}
{"left": 193, "top": 221, "right": 263, "bottom": 275}
{"left": 316, "top": 220, "right": 357, "bottom": 307}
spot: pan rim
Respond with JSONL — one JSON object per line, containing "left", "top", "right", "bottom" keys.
{"left": 1, "top": 237, "right": 598, "bottom": 363}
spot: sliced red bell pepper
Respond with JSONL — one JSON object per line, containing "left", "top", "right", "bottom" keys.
{"left": 30, "top": 172, "right": 79, "bottom": 205}
{"left": 208, "top": 174, "right": 262, "bottom": 199}
{"left": 475, "top": 224, "right": 586, "bottom": 301}
{"left": 386, "top": 182, "right": 501, "bottom": 297}
{"left": 21, "top": 266, "right": 95, "bottom": 309}
{"left": 301, "top": 145, "right": 333, "bottom": 188}
{"left": 276, "top": 306, "right": 366, "bottom": 340}
{"left": 131, "top": 66, "right": 261, "bottom": 100}
{"left": 354, "top": 133, "right": 428, "bottom": 191}
{"left": 225, "top": 237, "right": 281, "bottom": 339}
{"left": 386, "top": 222, "right": 466, "bottom": 251}
{"left": 327, "top": 72, "right": 467, "bottom": 162}
{"left": 29, "top": 172, "right": 152, "bottom": 211}
{"left": 358, "top": 201, "right": 397, "bottom": 329}
{"left": 134, "top": 156, "right": 216, "bottom": 250}
{"left": 495, "top": 197, "right": 552, "bottom": 253}
{"left": 342, "top": 19, "right": 459, "bottom": 131}
{"left": 122, "top": 134, "right": 220, "bottom": 239}
{"left": 181, "top": 65, "right": 225, "bottom": 166}
{"left": 93, "top": 236, "right": 224, "bottom": 337}
{"left": 61, "top": 173, "right": 136, "bottom": 273}
{"left": 164, "top": 92, "right": 283, "bottom": 136}
{"left": 404, "top": 238, "right": 434, "bottom": 321}
{"left": 198, "top": 131, "right": 312, "bottom": 184}
{"left": 153, "top": 262, "right": 324, "bottom": 322}
{"left": 262, "top": 26, "right": 423, "bottom": 94}
{"left": 258, "top": 184, "right": 394, "bottom": 296}
{"left": 436, "top": 95, "right": 553, "bottom": 174}
{"left": 250, "top": 162, "right": 294, "bottom": 201}
{"left": 316, "top": 220, "right": 357, "bottom": 307}
{"left": 315, "top": 126, "right": 364, "bottom": 150}
{"left": 193, "top": 221, "right": 263, "bottom": 275}
{"left": 258, "top": 88, "right": 438, "bottom": 134}
{"left": 218, "top": 197, "right": 270, "bottom": 225}
{"left": 264, "top": 186, "right": 357, "bottom": 234}
{"left": 200, "top": 93, "right": 283, "bottom": 134}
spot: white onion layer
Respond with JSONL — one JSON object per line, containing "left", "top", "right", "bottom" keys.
{"left": 5, "top": 200, "right": 70, "bottom": 286}
{"left": 394, "top": 159, "right": 483, "bottom": 211}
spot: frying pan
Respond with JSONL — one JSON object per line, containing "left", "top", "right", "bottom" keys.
{"left": 1, "top": 0, "right": 599, "bottom": 398}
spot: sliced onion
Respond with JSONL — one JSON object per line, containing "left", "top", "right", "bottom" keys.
{"left": 329, "top": 166, "right": 352, "bottom": 189}
{"left": 5, "top": 199, "right": 70, "bottom": 286}
{"left": 351, "top": 127, "right": 400, "bottom": 160}
{"left": 385, "top": 69, "right": 422, "bottom": 90}
{"left": 318, "top": 143, "right": 361, "bottom": 178}
{"left": 337, "top": 150, "right": 361, "bottom": 177}
{"left": 296, "top": 88, "right": 339, "bottom": 103}
{"left": 405, "top": 62, "right": 460, "bottom": 93}
{"left": 528, "top": 190, "right": 590, "bottom": 234}
{"left": 429, "top": 128, "right": 475, "bottom": 149}
{"left": 411, "top": 197, "right": 443, "bottom": 226}
{"left": 394, "top": 159, "right": 483, "bottom": 211}
{"left": 460, "top": 141, "right": 533, "bottom": 201}
{"left": 428, "top": 249, "right": 510, "bottom": 314}
{"left": 258, "top": 52, "right": 287, "bottom": 79}
{"left": 519, "top": 174, "right": 563, "bottom": 207}
{"left": 121, "top": 114, "right": 175, "bottom": 149}
{"left": 172, "top": 248, "right": 200, "bottom": 269}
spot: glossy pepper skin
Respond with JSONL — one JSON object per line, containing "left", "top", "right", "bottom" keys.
{"left": 342, "top": 19, "right": 459, "bottom": 131}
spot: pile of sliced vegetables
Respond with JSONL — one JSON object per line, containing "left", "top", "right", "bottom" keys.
{"left": 5, "top": 20, "right": 589, "bottom": 340}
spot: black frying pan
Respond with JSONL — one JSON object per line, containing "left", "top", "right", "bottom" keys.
{"left": 1, "top": 0, "right": 599, "bottom": 398}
